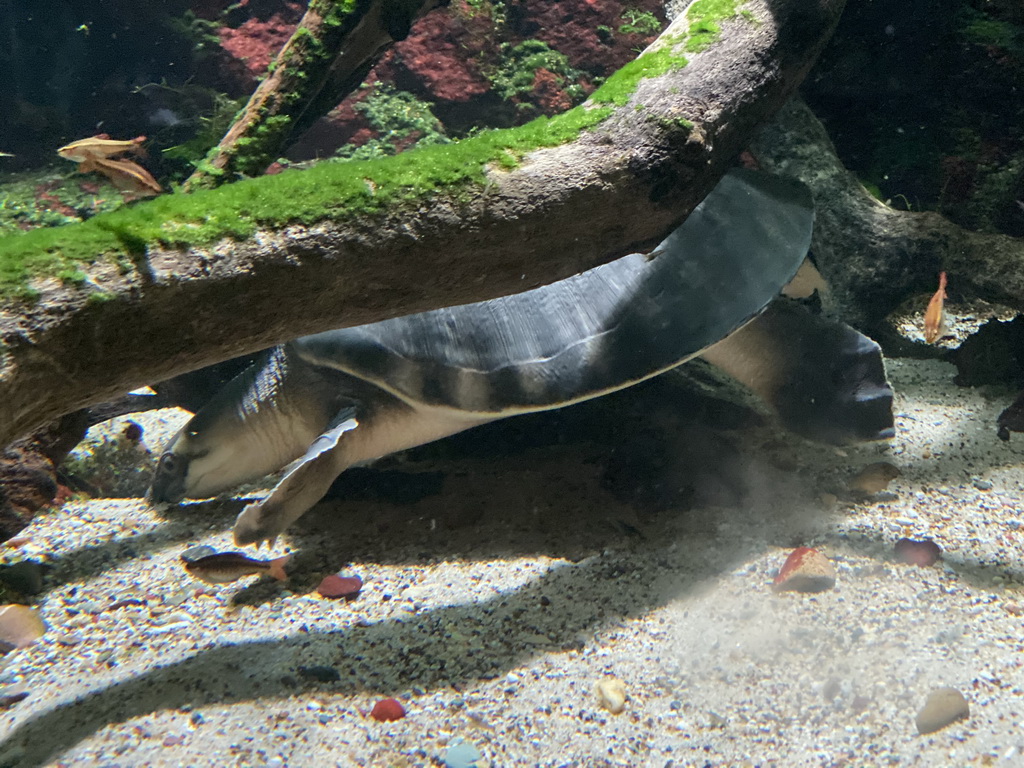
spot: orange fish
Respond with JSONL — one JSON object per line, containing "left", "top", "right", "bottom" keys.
{"left": 57, "top": 134, "right": 147, "bottom": 162}
{"left": 58, "top": 134, "right": 160, "bottom": 200}
{"left": 183, "top": 551, "right": 290, "bottom": 584}
{"left": 923, "top": 271, "right": 947, "bottom": 344}
{"left": 78, "top": 155, "right": 163, "bottom": 200}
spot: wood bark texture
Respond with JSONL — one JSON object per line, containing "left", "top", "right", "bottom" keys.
{"left": 0, "top": 0, "right": 845, "bottom": 447}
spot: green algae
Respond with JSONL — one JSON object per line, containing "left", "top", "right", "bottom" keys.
{"left": 0, "top": 0, "right": 749, "bottom": 301}
{"left": 618, "top": 9, "right": 663, "bottom": 36}
{"left": 490, "top": 40, "right": 589, "bottom": 109}
{"left": 335, "top": 84, "right": 449, "bottom": 161}
{"left": 685, "top": 0, "right": 739, "bottom": 53}
{"left": 590, "top": 0, "right": 746, "bottom": 104}
{"left": 0, "top": 106, "right": 610, "bottom": 296}
{"left": 590, "top": 43, "right": 688, "bottom": 106}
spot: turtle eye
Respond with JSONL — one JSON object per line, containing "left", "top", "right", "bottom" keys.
{"left": 158, "top": 453, "right": 179, "bottom": 474}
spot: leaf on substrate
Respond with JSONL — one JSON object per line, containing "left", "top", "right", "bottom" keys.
{"left": 915, "top": 687, "right": 969, "bottom": 734}
{"left": 596, "top": 676, "right": 627, "bottom": 714}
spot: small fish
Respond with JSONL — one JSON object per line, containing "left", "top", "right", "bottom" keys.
{"left": 997, "top": 389, "right": 1024, "bottom": 441}
{"left": 182, "top": 551, "right": 290, "bottom": 584}
{"left": 923, "top": 271, "right": 947, "bottom": 344}
{"left": 0, "top": 152, "right": 13, "bottom": 158}
{"left": 848, "top": 461, "right": 901, "bottom": 494}
{"left": 57, "top": 134, "right": 147, "bottom": 162}
{"left": 78, "top": 155, "right": 162, "bottom": 199}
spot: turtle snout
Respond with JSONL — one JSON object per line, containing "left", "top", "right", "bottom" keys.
{"left": 148, "top": 452, "right": 189, "bottom": 504}
{"left": 772, "top": 342, "right": 895, "bottom": 446}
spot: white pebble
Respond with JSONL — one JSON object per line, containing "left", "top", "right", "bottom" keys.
{"left": 596, "top": 677, "right": 627, "bottom": 715}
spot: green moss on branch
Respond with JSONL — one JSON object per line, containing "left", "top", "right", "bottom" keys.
{"left": 0, "top": 1, "right": 748, "bottom": 301}
{"left": 0, "top": 106, "right": 609, "bottom": 297}
{"left": 685, "top": 0, "right": 740, "bottom": 53}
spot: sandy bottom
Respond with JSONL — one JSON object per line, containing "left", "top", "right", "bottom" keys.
{"left": 1, "top": 357, "right": 1023, "bottom": 767}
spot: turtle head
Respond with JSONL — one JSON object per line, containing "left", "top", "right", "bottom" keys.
{"left": 149, "top": 414, "right": 263, "bottom": 504}
{"left": 149, "top": 347, "right": 348, "bottom": 507}
{"left": 701, "top": 300, "right": 895, "bottom": 446}
{"left": 149, "top": 352, "right": 314, "bottom": 504}
{"left": 149, "top": 436, "right": 192, "bottom": 504}
{"left": 767, "top": 322, "right": 895, "bottom": 445}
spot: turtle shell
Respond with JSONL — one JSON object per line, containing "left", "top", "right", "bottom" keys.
{"left": 291, "top": 168, "right": 814, "bottom": 415}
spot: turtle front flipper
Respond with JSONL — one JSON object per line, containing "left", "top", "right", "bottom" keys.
{"left": 234, "top": 407, "right": 359, "bottom": 547}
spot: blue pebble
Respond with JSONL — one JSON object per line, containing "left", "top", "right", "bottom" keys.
{"left": 443, "top": 738, "right": 482, "bottom": 768}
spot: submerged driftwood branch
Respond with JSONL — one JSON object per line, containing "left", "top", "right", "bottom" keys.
{"left": 751, "top": 97, "right": 1024, "bottom": 327}
{"left": 185, "top": 0, "right": 441, "bottom": 190}
{"left": 0, "top": 0, "right": 844, "bottom": 447}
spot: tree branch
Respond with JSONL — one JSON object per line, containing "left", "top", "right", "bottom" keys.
{"left": 751, "top": 97, "right": 1024, "bottom": 327}
{"left": 185, "top": 0, "right": 442, "bottom": 190}
{"left": 0, "top": 0, "right": 845, "bottom": 447}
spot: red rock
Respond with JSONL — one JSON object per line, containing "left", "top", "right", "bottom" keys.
{"left": 772, "top": 547, "right": 836, "bottom": 593}
{"left": 0, "top": 605, "right": 46, "bottom": 652}
{"left": 369, "top": 697, "right": 406, "bottom": 722}
{"left": 53, "top": 485, "right": 74, "bottom": 506}
{"left": 317, "top": 574, "right": 363, "bottom": 600}
{"left": 530, "top": 68, "right": 574, "bottom": 115}
{"left": 0, "top": 441, "right": 59, "bottom": 541}
{"left": 894, "top": 538, "right": 942, "bottom": 567}
{"left": 385, "top": 11, "right": 492, "bottom": 104}
{"left": 217, "top": 3, "right": 304, "bottom": 76}
{"left": 122, "top": 421, "right": 143, "bottom": 443}
{"left": 524, "top": 0, "right": 666, "bottom": 73}
{"left": 285, "top": 89, "right": 376, "bottom": 160}
{"left": 738, "top": 150, "right": 762, "bottom": 170}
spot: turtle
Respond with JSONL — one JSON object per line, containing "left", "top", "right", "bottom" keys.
{"left": 149, "top": 168, "right": 894, "bottom": 547}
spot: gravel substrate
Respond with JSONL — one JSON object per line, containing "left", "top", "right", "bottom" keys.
{"left": 1, "top": 357, "right": 1023, "bottom": 767}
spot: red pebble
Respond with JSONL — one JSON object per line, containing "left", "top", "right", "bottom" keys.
{"left": 894, "top": 537, "right": 942, "bottom": 567}
{"left": 317, "top": 574, "right": 363, "bottom": 600}
{"left": 369, "top": 697, "right": 406, "bottom": 722}
{"left": 122, "top": 421, "right": 143, "bottom": 442}
{"left": 773, "top": 547, "right": 836, "bottom": 593}
{"left": 53, "top": 485, "right": 75, "bottom": 506}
